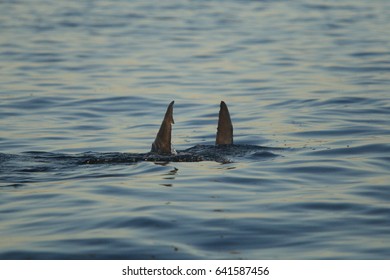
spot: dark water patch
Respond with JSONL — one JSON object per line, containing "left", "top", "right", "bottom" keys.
{"left": 249, "top": 151, "right": 279, "bottom": 159}
{"left": 62, "top": 64, "right": 106, "bottom": 73}
{"left": 113, "top": 217, "right": 176, "bottom": 230}
{"left": 306, "top": 143, "right": 390, "bottom": 157}
{"left": 0, "top": 242, "right": 197, "bottom": 260}
{"left": 350, "top": 51, "right": 390, "bottom": 58}
{"left": 322, "top": 65, "right": 390, "bottom": 73}
{"left": 64, "top": 171, "right": 133, "bottom": 181}
{"left": 62, "top": 111, "right": 103, "bottom": 119}
{"left": 70, "top": 124, "right": 107, "bottom": 131}
{"left": 90, "top": 184, "right": 140, "bottom": 197}
{"left": 18, "top": 166, "right": 53, "bottom": 173}
{"left": 293, "top": 202, "right": 362, "bottom": 212}
{"left": 0, "top": 152, "right": 14, "bottom": 161}
{"left": 245, "top": 86, "right": 277, "bottom": 93}
{"left": 64, "top": 95, "right": 150, "bottom": 111}
{"left": 59, "top": 237, "right": 133, "bottom": 250}
{"left": 59, "top": 85, "right": 91, "bottom": 91}
{"left": 21, "top": 152, "right": 84, "bottom": 163}
{"left": 279, "top": 164, "right": 361, "bottom": 177}
{"left": 303, "top": 4, "right": 358, "bottom": 11}
{"left": 266, "top": 98, "right": 318, "bottom": 110}
{"left": 27, "top": 52, "right": 65, "bottom": 64}
{"left": 58, "top": 21, "right": 80, "bottom": 28}
{"left": 211, "top": 175, "right": 268, "bottom": 187}
{"left": 316, "top": 96, "right": 375, "bottom": 106}
{"left": 195, "top": 217, "right": 320, "bottom": 254}
{"left": 3, "top": 96, "right": 62, "bottom": 110}
{"left": 8, "top": 192, "right": 61, "bottom": 203}
{"left": 240, "top": 38, "right": 276, "bottom": 45}
{"left": 0, "top": 251, "right": 75, "bottom": 260}
{"left": 0, "top": 183, "right": 24, "bottom": 188}
{"left": 353, "top": 185, "right": 390, "bottom": 202}
{"left": 122, "top": 12, "right": 146, "bottom": 19}
{"left": 291, "top": 127, "right": 386, "bottom": 138}
{"left": 35, "top": 82, "right": 65, "bottom": 88}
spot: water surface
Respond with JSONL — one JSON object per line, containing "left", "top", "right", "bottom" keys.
{"left": 1, "top": 0, "right": 390, "bottom": 259}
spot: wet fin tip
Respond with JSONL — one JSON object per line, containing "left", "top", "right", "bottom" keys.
{"left": 166, "top": 100, "right": 175, "bottom": 124}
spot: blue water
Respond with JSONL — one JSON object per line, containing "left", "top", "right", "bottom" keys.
{"left": 1, "top": 0, "right": 390, "bottom": 259}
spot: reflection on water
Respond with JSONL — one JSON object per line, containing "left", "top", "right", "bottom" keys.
{"left": 1, "top": 0, "right": 390, "bottom": 259}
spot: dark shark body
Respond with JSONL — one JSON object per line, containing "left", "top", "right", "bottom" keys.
{"left": 82, "top": 144, "right": 278, "bottom": 164}
{"left": 1, "top": 101, "right": 279, "bottom": 167}
{"left": 83, "top": 101, "right": 279, "bottom": 164}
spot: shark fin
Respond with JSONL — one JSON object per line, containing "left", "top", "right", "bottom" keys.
{"left": 151, "top": 101, "right": 175, "bottom": 154}
{"left": 216, "top": 101, "right": 233, "bottom": 145}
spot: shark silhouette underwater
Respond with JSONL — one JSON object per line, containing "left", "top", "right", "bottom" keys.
{"left": 83, "top": 101, "right": 279, "bottom": 164}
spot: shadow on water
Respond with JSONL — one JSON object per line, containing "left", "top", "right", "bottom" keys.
{"left": 0, "top": 143, "right": 284, "bottom": 187}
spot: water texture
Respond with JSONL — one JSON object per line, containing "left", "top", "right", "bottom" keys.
{"left": 1, "top": 0, "right": 390, "bottom": 259}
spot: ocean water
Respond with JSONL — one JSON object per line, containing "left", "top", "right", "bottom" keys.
{"left": 1, "top": 0, "right": 390, "bottom": 259}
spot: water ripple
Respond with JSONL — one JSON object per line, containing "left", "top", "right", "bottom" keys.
{"left": 1, "top": 0, "right": 390, "bottom": 260}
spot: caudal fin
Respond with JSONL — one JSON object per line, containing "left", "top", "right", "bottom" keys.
{"left": 216, "top": 101, "right": 233, "bottom": 145}
{"left": 151, "top": 101, "right": 175, "bottom": 154}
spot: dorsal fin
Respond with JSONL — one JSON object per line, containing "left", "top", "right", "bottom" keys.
{"left": 216, "top": 101, "right": 233, "bottom": 145}
{"left": 151, "top": 101, "right": 175, "bottom": 154}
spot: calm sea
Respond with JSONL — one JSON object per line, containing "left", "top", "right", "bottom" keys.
{"left": 1, "top": 0, "right": 390, "bottom": 259}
